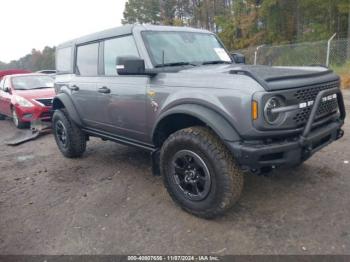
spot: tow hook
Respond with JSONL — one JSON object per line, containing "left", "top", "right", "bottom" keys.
{"left": 337, "top": 129, "right": 344, "bottom": 140}
{"left": 302, "top": 147, "right": 312, "bottom": 161}
{"left": 250, "top": 166, "right": 274, "bottom": 176}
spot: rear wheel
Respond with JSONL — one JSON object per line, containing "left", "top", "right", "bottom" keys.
{"left": 53, "top": 109, "right": 86, "bottom": 158}
{"left": 160, "top": 126, "right": 244, "bottom": 219}
{"left": 0, "top": 113, "right": 5, "bottom": 120}
{"left": 12, "top": 108, "right": 29, "bottom": 129}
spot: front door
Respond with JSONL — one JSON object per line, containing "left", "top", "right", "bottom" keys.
{"left": 94, "top": 35, "right": 149, "bottom": 142}
{"left": 95, "top": 76, "right": 149, "bottom": 142}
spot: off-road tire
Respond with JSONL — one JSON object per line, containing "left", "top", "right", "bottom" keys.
{"left": 53, "top": 109, "right": 86, "bottom": 158}
{"left": 11, "top": 108, "right": 29, "bottom": 129}
{"left": 160, "top": 126, "right": 244, "bottom": 219}
{"left": 0, "top": 113, "right": 5, "bottom": 120}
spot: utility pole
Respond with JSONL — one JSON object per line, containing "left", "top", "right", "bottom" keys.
{"left": 326, "top": 33, "right": 337, "bottom": 67}
{"left": 254, "top": 45, "right": 265, "bottom": 65}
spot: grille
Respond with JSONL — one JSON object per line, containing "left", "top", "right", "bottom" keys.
{"left": 294, "top": 107, "right": 312, "bottom": 124}
{"left": 294, "top": 81, "right": 339, "bottom": 102}
{"left": 40, "top": 111, "right": 51, "bottom": 118}
{"left": 292, "top": 81, "right": 339, "bottom": 125}
{"left": 35, "top": 98, "right": 53, "bottom": 107}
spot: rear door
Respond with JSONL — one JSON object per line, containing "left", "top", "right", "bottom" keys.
{"left": 69, "top": 42, "right": 100, "bottom": 128}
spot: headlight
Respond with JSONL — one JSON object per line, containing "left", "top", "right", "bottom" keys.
{"left": 14, "top": 95, "right": 34, "bottom": 108}
{"left": 264, "top": 96, "right": 284, "bottom": 125}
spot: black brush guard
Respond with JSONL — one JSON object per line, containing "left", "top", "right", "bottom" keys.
{"left": 228, "top": 87, "right": 346, "bottom": 170}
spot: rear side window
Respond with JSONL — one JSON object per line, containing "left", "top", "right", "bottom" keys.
{"left": 76, "top": 43, "right": 99, "bottom": 76}
{"left": 104, "top": 35, "right": 139, "bottom": 75}
{"left": 56, "top": 47, "right": 72, "bottom": 73}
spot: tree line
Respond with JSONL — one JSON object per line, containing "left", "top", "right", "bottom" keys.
{"left": 122, "top": 0, "right": 350, "bottom": 50}
{"left": 0, "top": 46, "right": 55, "bottom": 72}
{"left": 1, "top": 0, "right": 348, "bottom": 71}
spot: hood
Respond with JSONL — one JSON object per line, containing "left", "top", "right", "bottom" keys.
{"left": 229, "top": 65, "right": 340, "bottom": 91}
{"left": 13, "top": 88, "right": 56, "bottom": 100}
{"left": 175, "top": 64, "right": 340, "bottom": 91}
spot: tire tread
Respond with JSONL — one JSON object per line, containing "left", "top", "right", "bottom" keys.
{"left": 53, "top": 109, "right": 86, "bottom": 158}
{"left": 160, "top": 126, "right": 244, "bottom": 219}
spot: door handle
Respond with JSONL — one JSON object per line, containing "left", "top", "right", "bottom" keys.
{"left": 69, "top": 84, "right": 79, "bottom": 91}
{"left": 98, "top": 86, "right": 111, "bottom": 94}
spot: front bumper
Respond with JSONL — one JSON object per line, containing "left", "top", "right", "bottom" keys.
{"left": 16, "top": 106, "right": 52, "bottom": 122}
{"left": 228, "top": 87, "right": 346, "bottom": 170}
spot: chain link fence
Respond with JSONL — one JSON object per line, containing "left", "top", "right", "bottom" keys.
{"left": 235, "top": 38, "right": 350, "bottom": 88}
{"left": 236, "top": 38, "right": 350, "bottom": 67}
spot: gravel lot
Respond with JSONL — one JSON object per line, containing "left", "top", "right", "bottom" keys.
{"left": 0, "top": 90, "right": 350, "bottom": 255}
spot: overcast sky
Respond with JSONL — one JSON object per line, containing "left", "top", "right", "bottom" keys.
{"left": 0, "top": 0, "right": 127, "bottom": 63}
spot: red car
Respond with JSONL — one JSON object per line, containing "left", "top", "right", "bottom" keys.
{"left": 0, "top": 74, "right": 55, "bottom": 128}
{"left": 0, "top": 69, "right": 31, "bottom": 81}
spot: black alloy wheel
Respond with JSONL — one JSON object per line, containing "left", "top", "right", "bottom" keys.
{"left": 171, "top": 150, "right": 211, "bottom": 201}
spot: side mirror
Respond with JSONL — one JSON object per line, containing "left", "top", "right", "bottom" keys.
{"left": 231, "top": 53, "right": 246, "bottom": 64}
{"left": 116, "top": 56, "right": 148, "bottom": 75}
{"left": 4, "top": 86, "right": 11, "bottom": 93}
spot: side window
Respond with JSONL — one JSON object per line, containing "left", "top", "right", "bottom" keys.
{"left": 56, "top": 47, "right": 72, "bottom": 73}
{"left": 104, "top": 35, "right": 139, "bottom": 75}
{"left": 76, "top": 43, "right": 99, "bottom": 76}
{"left": 4, "top": 78, "right": 10, "bottom": 90}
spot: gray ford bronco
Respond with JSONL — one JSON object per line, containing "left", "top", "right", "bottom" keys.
{"left": 53, "top": 25, "right": 345, "bottom": 218}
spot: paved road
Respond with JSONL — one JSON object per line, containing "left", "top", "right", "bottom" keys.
{"left": 0, "top": 91, "right": 350, "bottom": 255}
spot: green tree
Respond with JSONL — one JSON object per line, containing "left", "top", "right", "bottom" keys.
{"left": 160, "top": 0, "right": 177, "bottom": 25}
{"left": 121, "top": 0, "right": 350, "bottom": 50}
{"left": 122, "top": 0, "right": 161, "bottom": 24}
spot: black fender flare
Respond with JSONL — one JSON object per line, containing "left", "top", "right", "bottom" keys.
{"left": 52, "top": 93, "right": 83, "bottom": 126}
{"left": 153, "top": 104, "right": 241, "bottom": 143}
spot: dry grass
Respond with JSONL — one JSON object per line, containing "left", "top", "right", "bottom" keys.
{"left": 331, "top": 62, "right": 350, "bottom": 89}
{"left": 341, "top": 74, "right": 350, "bottom": 89}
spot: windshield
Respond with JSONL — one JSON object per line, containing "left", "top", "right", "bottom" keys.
{"left": 142, "top": 31, "right": 232, "bottom": 67}
{"left": 12, "top": 75, "right": 54, "bottom": 90}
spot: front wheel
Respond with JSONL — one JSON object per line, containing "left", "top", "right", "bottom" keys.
{"left": 52, "top": 109, "right": 86, "bottom": 158}
{"left": 160, "top": 126, "right": 244, "bottom": 219}
{"left": 12, "top": 108, "right": 29, "bottom": 129}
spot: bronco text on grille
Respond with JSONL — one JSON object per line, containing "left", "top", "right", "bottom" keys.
{"left": 293, "top": 81, "right": 339, "bottom": 126}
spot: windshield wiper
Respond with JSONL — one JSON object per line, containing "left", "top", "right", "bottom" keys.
{"left": 33, "top": 86, "right": 53, "bottom": 89}
{"left": 202, "top": 60, "right": 232, "bottom": 65}
{"left": 155, "top": 62, "right": 197, "bottom": 68}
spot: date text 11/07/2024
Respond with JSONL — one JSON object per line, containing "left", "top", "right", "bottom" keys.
{"left": 127, "top": 255, "right": 220, "bottom": 261}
